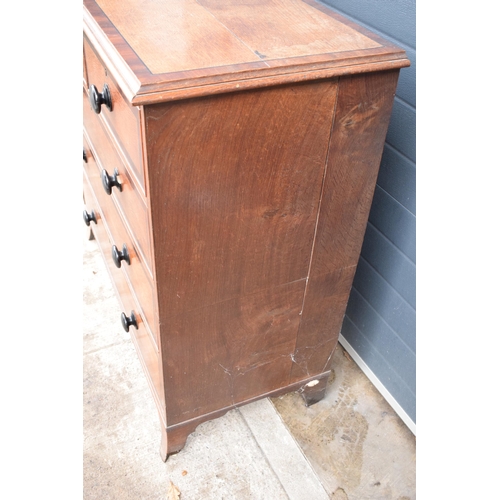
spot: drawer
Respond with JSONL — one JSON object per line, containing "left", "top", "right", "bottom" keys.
{"left": 83, "top": 168, "right": 132, "bottom": 306}
{"left": 83, "top": 172, "right": 164, "bottom": 412}
{"left": 83, "top": 36, "right": 145, "bottom": 190}
{"left": 83, "top": 137, "right": 159, "bottom": 348}
{"left": 83, "top": 87, "right": 153, "bottom": 273}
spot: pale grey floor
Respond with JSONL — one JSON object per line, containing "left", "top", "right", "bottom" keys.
{"left": 83, "top": 229, "right": 415, "bottom": 499}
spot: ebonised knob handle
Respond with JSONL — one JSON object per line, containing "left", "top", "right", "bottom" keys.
{"left": 111, "top": 244, "right": 130, "bottom": 268}
{"left": 83, "top": 210, "right": 97, "bottom": 226}
{"left": 101, "top": 168, "right": 122, "bottom": 195}
{"left": 89, "top": 83, "right": 112, "bottom": 114}
{"left": 83, "top": 149, "right": 88, "bottom": 163}
{"left": 121, "top": 311, "right": 138, "bottom": 332}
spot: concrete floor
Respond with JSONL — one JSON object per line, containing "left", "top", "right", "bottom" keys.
{"left": 83, "top": 229, "right": 415, "bottom": 499}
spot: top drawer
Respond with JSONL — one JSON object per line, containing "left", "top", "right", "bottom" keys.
{"left": 83, "top": 35, "right": 145, "bottom": 190}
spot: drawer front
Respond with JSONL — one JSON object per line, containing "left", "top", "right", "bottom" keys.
{"left": 83, "top": 172, "right": 164, "bottom": 412}
{"left": 83, "top": 86, "right": 152, "bottom": 273}
{"left": 83, "top": 168, "right": 131, "bottom": 303}
{"left": 83, "top": 36, "right": 144, "bottom": 190}
{"left": 83, "top": 137, "right": 158, "bottom": 348}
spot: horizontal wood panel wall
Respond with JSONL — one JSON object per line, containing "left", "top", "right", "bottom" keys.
{"left": 319, "top": 0, "right": 416, "bottom": 426}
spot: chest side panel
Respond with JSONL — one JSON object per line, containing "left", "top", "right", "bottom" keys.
{"left": 144, "top": 80, "right": 338, "bottom": 421}
{"left": 290, "top": 70, "right": 402, "bottom": 381}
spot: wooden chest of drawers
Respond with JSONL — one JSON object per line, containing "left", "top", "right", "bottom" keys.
{"left": 82, "top": 0, "right": 409, "bottom": 460}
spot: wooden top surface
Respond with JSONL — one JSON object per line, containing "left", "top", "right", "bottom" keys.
{"left": 83, "top": 0, "right": 410, "bottom": 105}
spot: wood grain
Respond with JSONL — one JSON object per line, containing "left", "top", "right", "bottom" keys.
{"left": 83, "top": 0, "right": 409, "bottom": 105}
{"left": 159, "top": 368, "right": 331, "bottom": 460}
{"left": 83, "top": 142, "right": 158, "bottom": 348}
{"left": 95, "top": 0, "right": 380, "bottom": 75}
{"left": 83, "top": 160, "right": 164, "bottom": 414}
{"left": 289, "top": 267, "right": 356, "bottom": 380}
{"left": 144, "top": 79, "right": 340, "bottom": 429}
{"left": 84, "top": 36, "right": 144, "bottom": 184}
{"left": 95, "top": 0, "right": 262, "bottom": 74}
{"left": 290, "top": 70, "right": 401, "bottom": 382}
{"left": 199, "top": 0, "right": 380, "bottom": 60}
{"left": 162, "top": 279, "right": 306, "bottom": 425}
{"left": 145, "top": 80, "right": 338, "bottom": 315}
{"left": 83, "top": 85, "right": 153, "bottom": 274}
{"left": 310, "top": 70, "right": 401, "bottom": 277}
{"left": 83, "top": 0, "right": 410, "bottom": 460}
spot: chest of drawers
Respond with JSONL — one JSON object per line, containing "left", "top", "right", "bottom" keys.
{"left": 83, "top": 0, "right": 409, "bottom": 461}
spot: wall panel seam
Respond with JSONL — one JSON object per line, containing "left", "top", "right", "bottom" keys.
{"left": 365, "top": 221, "right": 416, "bottom": 265}
{"left": 383, "top": 141, "right": 417, "bottom": 167}
{"left": 341, "top": 317, "right": 416, "bottom": 397}
{"left": 393, "top": 95, "right": 416, "bottom": 113}
{"left": 355, "top": 255, "right": 415, "bottom": 311}
{"left": 372, "top": 184, "right": 416, "bottom": 218}
{"left": 346, "top": 287, "right": 416, "bottom": 354}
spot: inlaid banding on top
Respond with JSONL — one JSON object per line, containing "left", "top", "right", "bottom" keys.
{"left": 95, "top": 0, "right": 381, "bottom": 75}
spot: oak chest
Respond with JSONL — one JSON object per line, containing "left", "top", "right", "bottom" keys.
{"left": 82, "top": 0, "right": 409, "bottom": 460}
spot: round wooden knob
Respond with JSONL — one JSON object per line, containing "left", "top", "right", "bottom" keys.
{"left": 101, "top": 168, "right": 122, "bottom": 195}
{"left": 121, "top": 311, "right": 138, "bottom": 332}
{"left": 111, "top": 244, "right": 130, "bottom": 268}
{"left": 89, "top": 83, "right": 112, "bottom": 114}
{"left": 83, "top": 210, "right": 97, "bottom": 227}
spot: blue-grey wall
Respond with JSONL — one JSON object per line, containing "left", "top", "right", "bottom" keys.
{"left": 320, "top": 0, "right": 416, "bottom": 425}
